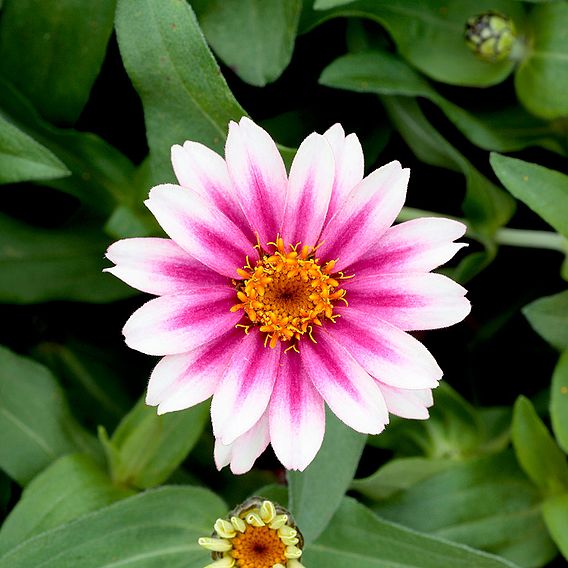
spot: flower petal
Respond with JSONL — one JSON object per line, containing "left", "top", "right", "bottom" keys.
{"left": 328, "top": 307, "right": 442, "bottom": 389}
{"left": 214, "top": 411, "right": 270, "bottom": 475}
{"left": 269, "top": 352, "right": 325, "bottom": 471}
{"left": 323, "top": 124, "right": 364, "bottom": 223}
{"left": 145, "top": 184, "right": 255, "bottom": 278}
{"left": 347, "top": 217, "right": 467, "bottom": 277}
{"left": 211, "top": 330, "right": 281, "bottom": 445}
{"left": 225, "top": 117, "right": 288, "bottom": 246}
{"left": 317, "top": 161, "right": 409, "bottom": 271}
{"left": 346, "top": 273, "right": 471, "bottom": 331}
{"left": 282, "top": 133, "right": 334, "bottom": 247}
{"left": 146, "top": 328, "right": 243, "bottom": 413}
{"left": 377, "top": 382, "right": 434, "bottom": 419}
{"left": 123, "top": 287, "right": 240, "bottom": 355}
{"left": 104, "top": 237, "right": 226, "bottom": 295}
{"left": 300, "top": 331, "right": 388, "bottom": 434}
{"left": 171, "top": 141, "right": 247, "bottom": 229}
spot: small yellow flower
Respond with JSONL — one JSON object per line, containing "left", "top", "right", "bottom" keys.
{"left": 198, "top": 497, "right": 305, "bottom": 568}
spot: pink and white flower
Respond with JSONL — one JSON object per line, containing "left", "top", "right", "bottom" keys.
{"left": 105, "top": 117, "right": 470, "bottom": 474}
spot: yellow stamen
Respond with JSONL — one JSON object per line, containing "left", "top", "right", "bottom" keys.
{"left": 232, "top": 240, "right": 347, "bottom": 348}
{"left": 200, "top": 499, "right": 303, "bottom": 568}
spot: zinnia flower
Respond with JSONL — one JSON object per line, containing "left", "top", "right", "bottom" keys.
{"left": 105, "top": 117, "right": 470, "bottom": 474}
{"left": 198, "top": 497, "right": 304, "bottom": 568}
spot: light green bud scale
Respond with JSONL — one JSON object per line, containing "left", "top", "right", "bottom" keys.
{"left": 465, "top": 11, "right": 517, "bottom": 62}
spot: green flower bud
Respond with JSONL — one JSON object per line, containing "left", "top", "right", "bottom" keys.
{"left": 465, "top": 11, "right": 517, "bottom": 62}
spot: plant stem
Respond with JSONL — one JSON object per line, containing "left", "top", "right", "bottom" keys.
{"left": 398, "top": 207, "right": 566, "bottom": 253}
{"left": 495, "top": 228, "right": 566, "bottom": 252}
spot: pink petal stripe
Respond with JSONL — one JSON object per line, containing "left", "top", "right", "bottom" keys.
{"left": 269, "top": 352, "right": 325, "bottom": 471}
{"left": 211, "top": 330, "right": 281, "bottom": 445}
{"left": 122, "top": 287, "right": 240, "bottom": 356}
{"left": 145, "top": 184, "right": 255, "bottom": 278}
{"left": 171, "top": 141, "right": 248, "bottom": 230}
{"left": 347, "top": 217, "right": 467, "bottom": 277}
{"left": 323, "top": 124, "right": 364, "bottom": 224}
{"left": 104, "top": 237, "right": 226, "bottom": 296}
{"left": 345, "top": 273, "right": 471, "bottom": 331}
{"left": 282, "top": 132, "right": 334, "bottom": 248}
{"left": 327, "top": 307, "right": 442, "bottom": 389}
{"left": 214, "top": 411, "right": 270, "bottom": 475}
{"left": 317, "top": 161, "right": 409, "bottom": 271}
{"left": 146, "top": 328, "right": 243, "bottom": 414}
{"left": 225, "top": 117, "right": 288, "bottom": 247}
{"left": 300, "top": 331, "right": 388, "bottom": 434}
{"left": 377, "top": 382, "right": 433, "bottom": 419}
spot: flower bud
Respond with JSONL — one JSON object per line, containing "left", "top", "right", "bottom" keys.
{"left": 465, "top": 11, "right": 517, "bottom": 62}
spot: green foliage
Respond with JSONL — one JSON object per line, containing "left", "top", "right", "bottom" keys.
{"left": 0, "top": 1, "right": 567, "bottom": 566}
{"left": 0, "top": 454, "right": 132, "bottom": 555}
{"left": 0, "top": 78, "right": 138, "bottom": 216}
{"left": 115, "top": 0, "right": 246, "bottom": 183}
{"left": 542, "top": 493, "right": 568, "bottom": 560}
{"left": 320, "top": 50, "right": 565, "bottom": 154}
{"left": 193, "top": 0, "right": 302, "bottom": 87}
{"left": 0, "top": 114, "right": 69, "bottom": 184}
{"left": 0, "top": 347, "right": 101, "bottom": 485}
{"left": 0, "top": 486, "right": 226, "bottom": 568}
{"left": 287, "top": 410, "right": 367, "bottom": 543}
{"left": 512, "top": 397, "right": 568, "bottom": 496}
{"left": 373, "top": 451, "right": 556, "bottom": 568}
{"left": 305, "top": 497, "right": 520, "bottom": 568}
{"left": 301, "top": 0, "right": 525, "bottom": 86}
{"left": 515, "top": 2, "right": 568, "bottom": 119}
{"left": 99, "top": 398, "right": 209, "bottom": 489}
{"left": 551, "top": 352, "right": 568, "bottom": 454}
{"left": 523, "top": 291, "right": 568, "bottom": 352}
{"left": 0, "top": 214, "right": 132, "bottom": 304}
{"left": 0, "top": 0, "right": 116, "bottom": 124}
{"left": 491, "top": 154, "right": 568, "bottom": 238}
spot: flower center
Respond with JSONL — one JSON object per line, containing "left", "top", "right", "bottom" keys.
{"left": 231, "top": 238, "right": 347, "bottom": 348}
{"left": 231, "top": 525, "right": 287, "bottom": 568}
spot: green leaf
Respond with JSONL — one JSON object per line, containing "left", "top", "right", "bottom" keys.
{"left": 0, "top": 346, "right": 101, "bottom": 485}
{"left": 382, "top": 97, "right": 515, "bottom": 235}
{"left": 32, "top": 340, "right": 132, "bottom": 430}
{"left": 0, "top": 0, "right": 116, "bottom": 124}
{"left": 100, "top": 398, "right": 209, "bottom": 489}
{"left": 115, "top": 0, "right": 246, "bottom": 183}
{"left": 0, "top": 454, "right": 132, "bottom": 555}
{"left": 0, "top": 214, "right": 133, "bottom": 304}
{"left": 314, "top": 0, "right": 356, "bottom": 9}
{"left": 0, "top": 113, "right": 69, "bottom": 184}
{"left": 193, "top": 0, "right": 301, "bottom": 87}
{"left": 0, "top": 78, "right": 137, "bottom": 215}
{"left": 374, "top": 452, "right": 556, "bottom": 568}
{"left": 319, "top": 50, "right": 565, "bottom": 154}
{"left": 491, "top": 153, "right": 568, "bottom": 237}
{"left": 551, "top": 351, "right": 568, "bottom": 454}
{"left": 305, "top": 497, "right": 520, "bottom": 567}
{"left": 287, "top": 410, "right": 366, "bottom": 544}
{"left": 512, "top": 396, "right": 568, "bottom": 496}
{"left": 515, "top": 2, "right": 568, "bottom": 119}
{"left": 351, "top": 457, "right": 454, "bottom": 500}
{"left": 523, "top": 290, "right": 568, "bottom": 351}
{"left": 542, "top": 492, "right": 568, "bottom": 561}
{"left": 0, "top": 486, "right": 226, "bottom": 567}
{"left": 370, "top": 382, "right": 488, "bottom": 461}
{"left": 301, "top": 0, "right": 525, "bottom": 87}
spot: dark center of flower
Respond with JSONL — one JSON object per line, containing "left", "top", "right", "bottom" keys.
{"left": 231, "top": 237, "right": 347, "bottom": 348}
{"left": 231, "top": 525, "right": 287, "bottom": 567}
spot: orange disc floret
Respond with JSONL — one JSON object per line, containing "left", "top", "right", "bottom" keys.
{"left": 231, "top": 237, "right": 347, "bottom": 348}
{"left": 231, "top": 525, "right": 287, "bottom": 568}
